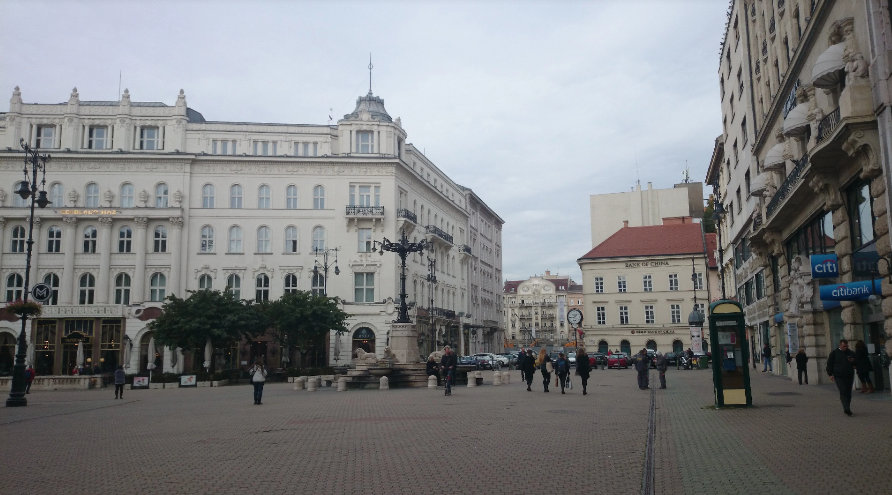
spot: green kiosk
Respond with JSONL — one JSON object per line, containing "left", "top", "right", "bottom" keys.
{"left": 708, "top": 300, "right": 752, "bottom": 407}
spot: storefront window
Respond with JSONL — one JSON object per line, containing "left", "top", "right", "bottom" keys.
{"left": 100, "top": 319, "right": 122, "bottom": 372}
{"left": 785, "top": 211, "right": 834, "bottom": 267}
{"left": 35, "top": 320, "right": 57, "bottom": 375}
{"left": 848, "top": 179, "right": 875, "bottom": 251}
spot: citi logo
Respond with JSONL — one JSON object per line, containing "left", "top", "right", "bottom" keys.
{"left": 831, "top": 285, "right": 870, "bottom": 297}
{"left": 815, "top": 260, "right": 838, "bottom": 274}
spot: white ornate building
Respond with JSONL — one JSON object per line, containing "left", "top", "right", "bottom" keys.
{"left": 0, "top": 86, "right": 503, "bottom": 375}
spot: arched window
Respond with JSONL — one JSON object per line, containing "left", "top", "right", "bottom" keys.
{"left": 285, "top": 226, "right": 298, "bottom": 253}
{"left": 313, "top": 185, "right": 325, "bottom": 209}
{"left": 199, "top": 274, "right": 213, "bottom": 290}
{"left": 230, "top": 184, "right": 243, "bottom": 209}
{"left": 200, "top": 226, "right": 214, "bottom": 253}
{"left": 646, "top": 339, "right": 657, "bottom": 351}
{"left": 202, "top": 184, "right": 215, "bottom": 208}
{"left": 311, "top": 272, "right": 325, "bottom": 296}
{"left": 155, "top": 183, "right": 169, "bottom": 208}
{"left": 284, "top": 273, "right": 298, "bottom": 293}
{"left": 79, "top": 273, "right": 95, "bottom": 305}
{"left": 114, "top": 273, "right": 131, "bottom": 305}
{"left": 83, "top": 226, "right": 98, "bottom": 253}
{"left": 42, "top": 273, "right": 59, "bottom": 305}
{"left": 10, "top": 226, "right": 25, "bottom": 253}
{"left": 258, "top": 185, "right": 271, "bottom": 209}
{"left": 312, "top": 226, "right": 325, "bottom": 252}
{"left": 13, "top": 182, "right": 27, "bottom": 207}
{"left": 47, "top": 226, "right": 62, "bottom": 253}
{"left": 672, "top": 340, "right": 684, "bottom": 354}
{"left": 118, "top": 226, "right": 132, "bottom": 253}
{"left": 286, "top": 185, "right": 298, "bottom": 209}
{"left": 620, "top": 340, "right": 631, "bottom": 356}
{"left": 120, "top": 183, "right": 134, "bottom": 208}
{"left": 85, "top": 183, "right": 100, "bottom": 208}
{"left": 153, "top": 226, "right": 167, "bottom": 252}
{"left": 226, "top": 274, "right": 241, "bottom": 299}
{"left": 150, "top": 273, "right": 166, "bottom": 302}
{"left": 257, "top": 226, "right": 271, "bottom": 253}
{"left": 255, "top": 274, "right": 270, "bottom": 301}
{"left": 5, "top": 274, "right": 23, "bottom": 301}
{"left": 228, "top": 226, "right": 243, "bottom": 253}
{"left": 50, "top": 183, "right": 64, "bottom": 207}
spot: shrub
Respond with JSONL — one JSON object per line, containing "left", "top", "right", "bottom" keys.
{"left": 162, "top": 372, "right": 179, "bottom": 383}
{"left": 195, "top": 371, "right": 212, "bottom": 382}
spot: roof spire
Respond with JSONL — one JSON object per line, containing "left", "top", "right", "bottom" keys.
{"left": 368, "top": 53, "right": 374, "bottom": 95}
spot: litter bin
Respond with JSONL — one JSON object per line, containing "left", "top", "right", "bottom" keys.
{"left": 699, "top": 356, "right": 709, "bottom": 370}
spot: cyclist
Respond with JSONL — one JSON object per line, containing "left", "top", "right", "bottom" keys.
{"left": 439, "top": 346, "right": 457, "bottom": 396}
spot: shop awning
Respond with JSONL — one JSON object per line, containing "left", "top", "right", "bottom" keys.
{"left": 763, "top": 142, "right": 787, "bottom": 170}
{"left": 749, "top": 172, "right": 773, "bottom": 197}
{"left": 812, "top": 43, "right": 846, "bottom": 88}
{"left": 783, "top": 103, "right": 810, "bottom": 137}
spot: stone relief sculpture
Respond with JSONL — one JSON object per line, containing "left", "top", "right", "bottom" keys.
{"left": 138, "top": 189, "right": 149, "bottom": 207}
{"left": 354, "top": 348, "right": 378, "bottom": 364}
{"left": 67, "top": 189, "right": 79, "bottom": 206}
{"left": 173, "top": 189, "right": 183, "bottom": 207}
{"left": 845, "top": 53, "right": 869, "bottom": 85}
{"left": 786, "top": 255, "right": 814, "bottom": 317}
{"left": 103, "top": 189, "right": 114, "bottom": 207}
{"left": 0, "top": 188, "right": 6, "bottom": 206}
{"left": 382, "top": 346, "right": 398, "bottom": 363}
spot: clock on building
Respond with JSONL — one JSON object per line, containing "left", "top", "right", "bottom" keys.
{"left": 567, "top": 308, "right": 583, "bottom": 326}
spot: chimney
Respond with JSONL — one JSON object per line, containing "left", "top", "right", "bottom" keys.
{"left": 623, "top": 220, "right": 629, "bottom": 228}
{"left": 545, "top": 270, "right": 551, "bottom": 276}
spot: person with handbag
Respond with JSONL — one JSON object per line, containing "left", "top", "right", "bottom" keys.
{"left": 538, "top": 349, "right": 552, "bottom": 393}
{"left": 249, "top": 357, "right": 267, "bottom": 405}
{"left": 575, "top": 347, "right": 592, "bottom": 395}
{"left": 854, "top": 340, "right": 874, "bottom": 393}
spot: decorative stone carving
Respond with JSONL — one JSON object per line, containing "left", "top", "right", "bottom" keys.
{"left": 134, "top": 217, "right": 149, "bottom": 229}
{"left": 138, "top": 189, "right": 149, "bottom": 207}
{"left": 845, "top": 53, "right": 869, "bottom": 85}
{"left": 763, "top": 230, "right": 784, "bottom": 256}
{"left": 382, "top": 346, "right": 398, "bottom": 363}
{"left": 194, "top": 264, "right": 217, "bottom": 279}
{"left": 0, "top": 217, "right": 6, "bottom": 227}
{"left": 168, "top": 216, "right": 184, "bottom": 228}
{"left": 103, "top": 189, "right": 114, "bottom": 207}
{"left": 786, "top": 255, "right": 814, "bottom": 317}
{"left": 62, "top": 216, "right": 78, "bottom": 227}
{"left": 173, "top": 189, "right": 183, "bottom": 207}
{"left": 67, "top": 189, "right": 79, "bottom": 206}
{"left": 808, "top": 173, "right": 844, "bottom": 211}
{"left": 841, "top": 130, "right": 882, "bottom": 179}
{"left": 97, "top": 217, "right": 113, "bottom": 228}
{"left": 0, "top": 188, "right": 6, "bottom": 206}
{"left": 354, "top": 348, "right": 378, "bottom": 364}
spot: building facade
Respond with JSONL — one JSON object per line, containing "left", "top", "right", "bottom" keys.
{"left": 577, "top": 220, "right": 716, "bottom": 355}
{"left": 0, "top": 86, "right": 503, "bottom": 375}
{"left": 502, "top": 271, "right": 576, "bottom": 348}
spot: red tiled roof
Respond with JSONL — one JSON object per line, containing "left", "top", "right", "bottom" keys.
{"left": 705, "top": 233, "right": 717, "bottom": 268}
{"left": 578, "top": 223, "right": 706, "bottom": 260}
{"left": 503, "top": 280, "right": 522, "bottom": 293}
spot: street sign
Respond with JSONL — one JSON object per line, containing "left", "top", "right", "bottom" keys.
{"left": 30, "top": 283, "right": 52, "bottom": 302}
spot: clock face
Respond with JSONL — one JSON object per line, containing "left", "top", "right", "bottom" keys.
{"left": 567, "top": 309, "right": 583, "bottom": 325}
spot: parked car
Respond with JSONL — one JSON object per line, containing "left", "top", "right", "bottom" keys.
{"left": 472, "top": 353, "right": 498, "bottom": 370}
{"left": 587, "top": 352, "right": 608, "bottom": 367}
{"left": 664, "top": 352, "right": 678, "bottom": 365}
{"left": 494, "top": 354, "right": 512, "bottom": 367}
{"left": 608, "top": 353, "right": 629, "bottom": 369}
{"left": 567, "top": 352, "right": 577, "bottom": 366}
{"left": 458, "top": 355, "right": 478, "bottom": 367}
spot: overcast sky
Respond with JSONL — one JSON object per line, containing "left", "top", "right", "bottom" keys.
{"left": 0, "top": 0, "right": 727, "bottom": 284}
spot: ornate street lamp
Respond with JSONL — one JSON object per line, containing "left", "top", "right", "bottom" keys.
{"left": 7, "top": 139, "right": 52, "bottom": 408}
{"left": 311, "top": 247, "right": 340, "bottom": 297}
{"left": 373, "top": 230, "right": 429, "bottom": 323}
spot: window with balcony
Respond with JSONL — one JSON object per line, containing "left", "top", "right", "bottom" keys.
{"left": 349, "top": 185, "right": 381, "bottom": 207}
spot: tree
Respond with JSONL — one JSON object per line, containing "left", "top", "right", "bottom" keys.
{"left": 702, "top": 205, "right": 715, "bottom": 233}
{"left": 147, "top": 290, "right": 269, "bottom": 369}
{"left": 265, "top": 291, "right": 349, "bottom": 368}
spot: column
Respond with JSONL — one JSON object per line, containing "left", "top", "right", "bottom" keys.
{"left": 96, "top": 217, "right": 113, "bottom": 304}
{"left": 60, "top": 217, "right": 77, "bottom": 304}
{"left": 133, "top": 217, "right": 148, "bottom": 303}
{"left": 168, "top": 217, "right": 183, "bottom": 297}
{"left": 28, "top": 217, "right": 41, "bottom": 288}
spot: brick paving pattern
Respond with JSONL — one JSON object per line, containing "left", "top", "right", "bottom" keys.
{"left": 0, "top": 367, "right": 889, "bottom": 494}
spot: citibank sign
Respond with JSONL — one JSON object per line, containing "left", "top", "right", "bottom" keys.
{"left": 818, "top": 279, "right": 883, "bottom": 301}
{"left": 810, "top": 254, "right": 838, "bottom": 278}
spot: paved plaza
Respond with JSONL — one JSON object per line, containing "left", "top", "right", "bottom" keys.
{"left": 1, "top": 368, "right": 891, "bottom": 495}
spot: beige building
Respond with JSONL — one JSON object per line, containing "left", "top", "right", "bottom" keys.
{"left": 502, "top": 271, "right": 576, "bottom": 348}
{"left": 577, "top": 219, "right": 716, "bottom": 355}
{"left": 590, "top": 182, "right": 703, "bottom": 248}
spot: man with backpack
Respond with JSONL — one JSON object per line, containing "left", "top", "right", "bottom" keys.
{"left": 555, "top": 352, "right": 571, "bottom": 394}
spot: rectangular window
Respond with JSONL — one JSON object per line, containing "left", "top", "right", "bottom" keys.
{"left": 140, "top": 127, "right": 159, "bottom": 150}
{"left": 694, "top": 272, "right": 704, "bottom": 291}
{"left": 303, "top": 142, "right": 310, "bottom": 156}
{"left": 88, "top": 127, "right": 108, "bottom": 150}
{"left": 668, "top": 274, "right": 679, "bottom": 291}
{"left": 645, "top": 305, "right": 655, "bottom": 324}
{"left": 619, "top": 306, "right": 629, "bottom": 325}
{"left": 354, "top": 272, "right": 375, "bottom": 303}
{"left": 671, "top": 304, "right": 681, "bottom": 324}
{"left": 357, "top": 131, "right": 374, "bottom": 153}
{"left": 617, "top": 276, "right": 627, "bottom": 293}
{"left": 594, "top": 277, "right": 604, "bottom": 294}
{"left": 596, "top": 306, "right": 606, "bottom": 325}
{"left": 849, "top": 180, "right": 876, "bottom": 251}
{"left": 36, "top": 125, "right": 55, "bottom": 148}
{"left": 755, "top": 270, "right": 765, "bottom": 299}
{"left": 212, "top": 139, "right": 236, "bottom": 155}
{"left": 695, "top": 303, "right": 705, "bottom": 316}
{"left": 736, "top": 188, "right": 742, "bottom": 212}
{"left": 253, "top": 141, "right": 276, "bottom": 156}
{"left": 741, "top": 117, "right": 748, "bottom": 145}
{"left": 643, "top": 274, "right": 653, "bottom": 292}
{"left": 357, "top": 228, "right": 372, "bottom": 252}
{"left": 745, "top": 170, "right": 751, "bottom": 196}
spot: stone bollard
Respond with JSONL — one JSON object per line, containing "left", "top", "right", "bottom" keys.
{"left": 379, "top": 376, "right": 389, "bottom": 390}
{"left": 306, "top": 377, "right": 317, "bottom": 392}
{"left": 315, "top": 376, "right": 322, "bottom": 387}
{"left": 337, "top": 377, "right": 347, "bottom": 392}
{"left": 493, "top": 370, "right": 501, "bottom": 386}
{"left": 294, "top": 376, "right": 307, "bottom": 391}
{"left": 502, "top": 372, "right": 511, "bottom": 385}
{"left": 467, "top": 371, "right": 477, "bottom": 387}
{"left": 475, "top": 370, "right": 483, "bottom": 386}
{"left": 428, "top": 375, "right": 438, "bottom": 388}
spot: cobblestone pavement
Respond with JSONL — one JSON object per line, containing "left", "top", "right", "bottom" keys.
{"left": 0, "top": 367, "right": 890, "bottom": 495}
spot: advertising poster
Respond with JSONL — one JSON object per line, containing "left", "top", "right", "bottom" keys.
{"left": 690, "top": 326, "right": 703, "bottom": 354}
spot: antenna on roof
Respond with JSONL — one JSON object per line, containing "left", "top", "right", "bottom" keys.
{"left": 368, "top": 54, "right": 373, "bottom": 94}
{"left": 634, "top": 149, "right": 640, "bottom": 187}
{"left": 118, "top": 70, "right": 122, "bottom": 101}
{"left": 683, "top": 161, "right": 691, "bottom": 183}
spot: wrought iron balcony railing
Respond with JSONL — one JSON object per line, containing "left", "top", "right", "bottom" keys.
{"left": 769, "top": 17, "right": 776, "bottom": 35}
{"left": 425, "top": 225, "right": 453, "bottom": 244}
{"left": 755, "top": 61, "right": 761, "bottom": 76}
{"left": 396, "top": 208, "right": 417, "bottom": 223}
{"left": 816, "top": 107, "right": 840, "bottom": 143}
{"left": 766, "top": 153, "right": 809, "bottom": 218}
{"left": 762, "top": 40, "right": 768, "bottom": 57}
{"left": 782, "top": 79, "right": 801, "bottom": 118}
{"left": 345, "top": 205, "right": 384, "bottom": 216}
{"left": 461, "top": 244, "right": 472, "bottom": 255}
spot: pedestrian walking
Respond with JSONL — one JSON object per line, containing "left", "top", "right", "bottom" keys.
{"left": 826, "top": 339, "right": 857, "bottom": 416}
{"left": 655, "top": 352, "right": 668, "bottom": 389}
{"left": 249, "top": 357, "right": 267, "bottom": 405}
{"left": 795, "top": 348, "right": 809, "bottom": 385}
{"left": 426, "top": 355, "right": 440, "bottom": 386}
{"left": 517, "top": 347, "right": 526, "bottom": 382}
{"left": 634, "top": 349, "right": 650, "bottom": 389}
{"left": 555, "top": 352, "right": 571, "bottom": 394}
{"left": 24, "top": 365, "right": 35, "bottom": 394}
{"left": 854, "top": 340, "right": 874, "bottom": 394}
{"left": 575, "top": 347, "right": 591, "bottom": 395}
{"left": 439, "top": 345, "right": 457, "bottom": 396}
{"left": 522, "top": 349, "right": 536, "bottom": 391}
{"left": 538, "top": 349, "right": 552, "bottom": 393}
{"left": 113, "top": 365, "right": 126, "bottom": 399}
{"left": 762, "top": 344, "right": 773, "bottom": 372}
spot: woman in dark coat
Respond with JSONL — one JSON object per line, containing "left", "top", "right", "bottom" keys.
{"left": 855, "top": 340, "right": 874, "bottom": 393}
{"left": 521, "top": 349, "right": 536, "bottom": 391}
{"left": 538, "top": 349, "right": 552, "bottom": 393}
{"left": 795, "top": 348, "right": 809, "bottom": 385}
{"left": 575, "top": 348, "right": 592, "bottom": 395}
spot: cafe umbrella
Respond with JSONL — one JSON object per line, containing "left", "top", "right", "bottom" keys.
{"left": 147, "top": 337, "right": 156, "bottom": 386}
{"left": 122, "top": 337, "right": 132, "bottom": 369}
{"left": 76, "top": 341, "right": 84, "bottom": 369}
{"left": 203, "top": 338, "right": 213, "bottom": 372}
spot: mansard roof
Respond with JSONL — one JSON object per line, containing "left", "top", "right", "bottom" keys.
{"left": 342, "top": 91, "right": 392, "bottom": 122}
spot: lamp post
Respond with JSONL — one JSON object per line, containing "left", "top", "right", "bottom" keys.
{"left": 6, "top": 139, "right": 52, "bottom": 408}
{"left": 373, "top": 230, "right": 429, "bottom": 323}
{"left": 311, "top": 247, "right": 340, "bottom": 297}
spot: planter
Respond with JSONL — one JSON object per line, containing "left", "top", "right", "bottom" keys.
{"left": 211, "top": 380, "right": 228, "bottom": 387}
{"left": 149, "top": 383, "right": 164, "bottom": 390}
{"left": 196, "top": 381, "right": 211, "bottom": 388}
